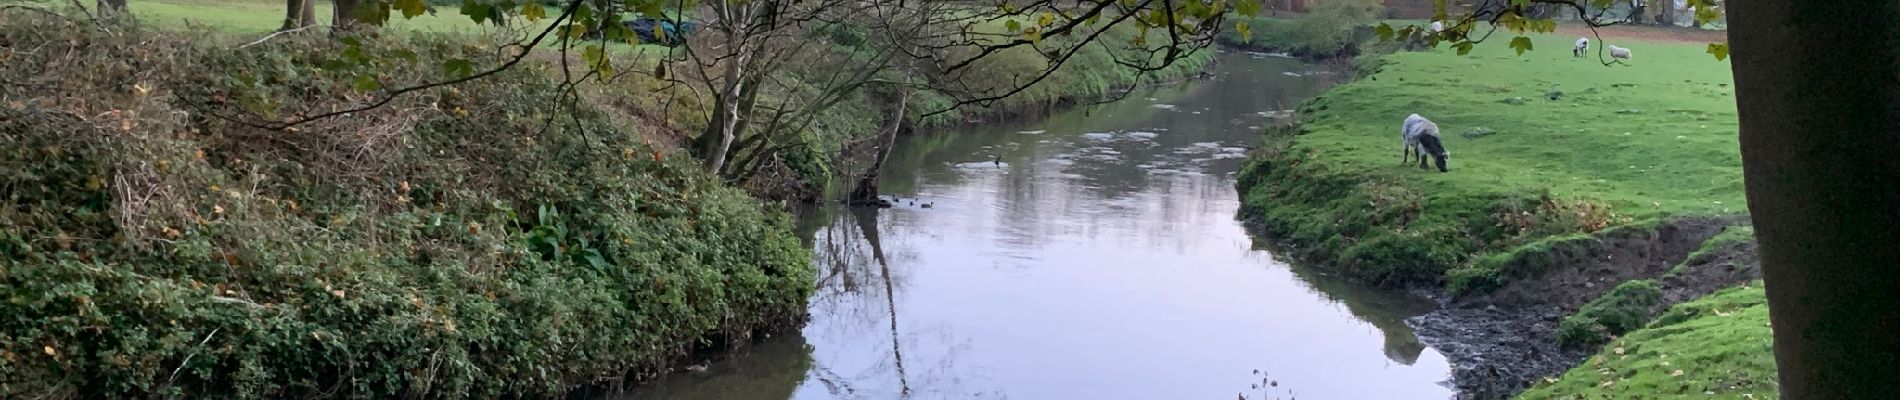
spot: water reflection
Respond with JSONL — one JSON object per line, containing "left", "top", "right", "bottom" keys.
{"left": 619, "top": 53, "right": 1451, "bottom": 400}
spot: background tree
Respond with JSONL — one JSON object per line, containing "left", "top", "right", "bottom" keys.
{"left": 223, "top": 0, "right": 1250, "bottom": 205}
{"left": 1407, "top": 0, "right": 1899, "bottom": 397}
{"left": 96, "top": 0, "right": 124, "bottom": 14}
{"left": 282, "top": 0, "right": 316, "bottom": 30}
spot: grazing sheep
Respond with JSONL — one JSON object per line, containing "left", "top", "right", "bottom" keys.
{"left": 1401, "top": 114, "right": 1450, "bottom": 172}
{"left": 1609, "top": 45, "right": 1632, "bottom": 61}
{"left": 1430, "top": 21, "right": 1445, "bottom": 33}
{"left": 1573, "top": 37, "right": 1589, "bottom": 57}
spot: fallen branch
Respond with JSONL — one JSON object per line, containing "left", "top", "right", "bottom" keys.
{"left": 236, "top": 25, "right": 327, "bottom": 49}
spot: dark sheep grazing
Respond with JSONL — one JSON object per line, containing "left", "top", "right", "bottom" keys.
{"left": 1401, "top": 113, "right": 1450, "bottom": 172}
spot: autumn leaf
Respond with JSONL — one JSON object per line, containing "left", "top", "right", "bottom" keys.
{"left": 1707, "top": 43, "right": 1730, "bottom": 61}
{"left": 521, "top": 2, "right": 546, "bottom": 22}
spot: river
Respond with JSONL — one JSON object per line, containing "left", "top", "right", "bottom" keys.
{"left": 609, "top": 52, "right": 1454, "bottom": 399}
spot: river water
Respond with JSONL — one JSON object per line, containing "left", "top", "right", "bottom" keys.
{"left": 612, "top": 53, "right": 1454, "bottom": 399}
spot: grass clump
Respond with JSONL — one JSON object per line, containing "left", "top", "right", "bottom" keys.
{"left": 0, "top": 16, "right": 810, "bottom": 399}
{"left": 1557, "top": 279, "right": 1663, "bottom": 348}
{"left": 1237, "top": 30, "right": 1742, "bottom": 288}
{"left": 1666, "top": 225, "right": 1754, "bottom": 277}
{"left": 1519, "top": 284, "right": 1777, "bottom": 399}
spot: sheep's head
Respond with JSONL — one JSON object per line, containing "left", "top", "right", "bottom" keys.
{"left": 1420, "top": 136, "right": 1450, "bottom": 172}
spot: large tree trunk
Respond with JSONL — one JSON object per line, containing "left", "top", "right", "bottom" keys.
{"left": 848, "top": 91, "right": 909, "bottom": 206}
{"left": 1728, "top": 0, "right": 1900, "bottom": 397}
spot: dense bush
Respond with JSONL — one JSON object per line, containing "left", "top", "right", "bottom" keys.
{"left": 0, "top": 16, "right": 811, "bottom": 399}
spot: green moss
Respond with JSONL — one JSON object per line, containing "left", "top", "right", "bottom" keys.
{"left": 1520, "top": 284, "right": 1777, "bottom": 399}
{"left": 1557, "top": 279, "right": 1664, "bottom": 348}
{"left": 0, "top": 21, "right": 811, "bottom": 399}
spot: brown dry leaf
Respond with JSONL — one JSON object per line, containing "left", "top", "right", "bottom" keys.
{"left": 42, "top": 346, "right": 56, "bottom": 356}
{"left": 1613, "top": 347, "right": 1626, "bottom": 355}
{"left": 331, "top": 289, "right": 346, "bottom": 298}
{"left": 1670, "top": 369, "right": 1685, "bottom": 377}
{"left": 212, "top": 205, "right": 225, "bottom": 214}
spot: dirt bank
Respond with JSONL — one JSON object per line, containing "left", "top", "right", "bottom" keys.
{"left": 1406, "top": 218, "right": 1761, "bottom": 399}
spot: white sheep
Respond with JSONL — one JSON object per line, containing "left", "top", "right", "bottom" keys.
{"left": 1430, "top": 21, "right": 1445, "bottom": 33}
{"left": 1609, "top": 45, "right": 1632, "bottom": 61}
{"left": 1401, "top": 114, "right": 1450, "bottom": 172}
{"left": 1573, "top": 37, "right": 1589, "bottom": 57}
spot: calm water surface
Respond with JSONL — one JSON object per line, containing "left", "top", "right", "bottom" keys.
{"left": 613, "top": 53, "right": 1454, "bottom": 400}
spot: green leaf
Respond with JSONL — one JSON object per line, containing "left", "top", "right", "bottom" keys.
{"left": 392, "top": 49, "right": 419, "bottom": 64}
{"left": 1509, "top": 36, "right": 1533, "bottom": 55}
{"left": 395, "top": 0, "right": 426, "bottom": 19}
{"left": 353, "top": 74, "right": 381, "bottom": 92}
{"left": 582, "top": 45, "right": 613, "bottom": 77}
{"left": 319, "top": 59, "right": 351, "bottom": 71}
{"left": 1707, "top": 42, "right": 1730, "bottom": 61}
{"left": 1004, "top": 19, "right": 1020, "bottom": 32}
{"left": 634, "top": 0, "right": 663, "bottom": 18}
{"left": 443, "top": 58, "right": 474, "bottom": 78}
{"left": 521, "top": 2, "right": 546, "bottom": 22}
{"left": 1374, "top": 23, "right": 1394, "bottom": 41}
{"left": 1235, "top": 0, "right": 1259, "bottom": 16}
{"left": 1453, "top": 41, "right": 1474, "bottom": 55}
{"left": 1023, "top": 27, "right": 1041, "bottom": 45}
{"left": 460, "top": 1, "right": 494, "bottom": 24}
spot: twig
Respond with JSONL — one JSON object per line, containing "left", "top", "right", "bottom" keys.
{"left": 165, "top": 327, "right": 221, "bottom": 386}
{"left": 236, "top": 25, "right": 327, "bottom": 49}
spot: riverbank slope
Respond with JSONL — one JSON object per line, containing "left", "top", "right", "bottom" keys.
{"left": 1234, "top": 26, "right": 1777, "bottom": 398}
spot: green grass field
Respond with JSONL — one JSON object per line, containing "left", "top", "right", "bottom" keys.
{"left": 1293, "top": 33, "right": 1744, "bottom": 218}
{"left": 1519, "top": 284, "right": 1778, "bottom": 399}
{"left": 132, "top": 0, "right": 494, "bottom": 33}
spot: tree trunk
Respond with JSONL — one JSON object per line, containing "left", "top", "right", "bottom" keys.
{"left": 282, "top": 0, "right": 316, "bottom": 31}
{"left": 96, "top": 0, "right": 126, "bottom": 14}
{"left": 848, "top": 91, "right": 909, "bottom": 206}
{"left": 332, "top": 0, "right": 359, "bottom": 31}
{"left": 1728, "top": 0, "right": 1900, "bottom": 398}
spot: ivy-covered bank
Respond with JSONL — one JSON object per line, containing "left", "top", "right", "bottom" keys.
{"left": 0, "top": 19, "right": 812, "bottom": 398}
{"left": 1234, "top": 27, "right": 1776, "bottom": 398}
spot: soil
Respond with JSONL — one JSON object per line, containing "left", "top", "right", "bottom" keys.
{"left": 1406, "top": 216, "right": 1761, "bottom": 400}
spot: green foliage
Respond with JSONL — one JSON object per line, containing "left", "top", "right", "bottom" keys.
{"left": 1520, "top": 284, "right": 1777, "bottom": 399}
{"left": 0, "top": 19, "right": 811, "bottom": 399}
{"left": 1220, "top": 2, "right": 1382, "bottom": 58}
{"left": 1237, "top": 31, "right": 1742, "bottom": 288}
{"left": 1557, "top": 279, "right": 1664, "bottom": 348}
